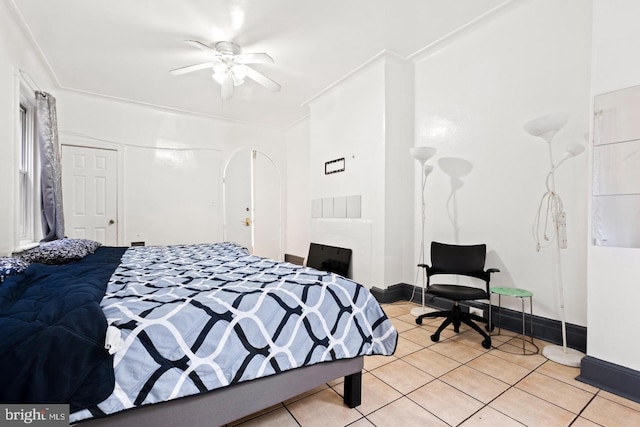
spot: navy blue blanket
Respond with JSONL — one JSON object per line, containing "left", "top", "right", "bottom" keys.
{"left": 0, "top": 247, "right": 126, "bottom": 412}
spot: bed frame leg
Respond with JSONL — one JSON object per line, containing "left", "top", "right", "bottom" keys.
{"left": 343, "top": 371, "right": 362, "bottom": 408}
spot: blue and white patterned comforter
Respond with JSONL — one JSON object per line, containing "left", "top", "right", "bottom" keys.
{"left": 72, "top": 242, "right": 397, "bottom": 422}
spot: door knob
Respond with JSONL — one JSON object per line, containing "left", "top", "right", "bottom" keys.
{"left": 108, "top": 219, "right": 115, "bottom": 225}
{"left": 242, "top": 217, "right": 251, "bottom": 226}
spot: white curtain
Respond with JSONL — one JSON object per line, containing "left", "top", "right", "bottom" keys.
{"left": 36, "top": 91, "right": 65, "bottom": 242}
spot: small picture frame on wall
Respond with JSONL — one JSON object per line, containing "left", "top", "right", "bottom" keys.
{"left": 325, "top": 157, "right": 345, "bottom": 175}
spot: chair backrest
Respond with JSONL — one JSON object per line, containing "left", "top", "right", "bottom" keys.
{"left": 429, "top": 241, "right": 488, "bottom": 280}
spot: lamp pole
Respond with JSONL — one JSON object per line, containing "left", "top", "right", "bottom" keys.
{"left": 409, "top": 147, "right": 436, "bottom": 318}
{"left": 542, "top": 147, "right": 585, "bottom": 367}
{"left": 524, "top": 112, "right": 585, "bottom": 367}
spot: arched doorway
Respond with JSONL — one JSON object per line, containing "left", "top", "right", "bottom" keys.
{"left": 223, "top": 149, "right": 282, "bottom": 260}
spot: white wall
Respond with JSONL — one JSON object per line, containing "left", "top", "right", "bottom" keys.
{"left": 0, "top": 1, "right": 57, "bottom": 254}
{"left": 293, "top": 1, "right": 593, "bottom": 314}
{"left": 307, "top": 59, "right": 386, "bottom": 287}
{"left": 413, "top": 0, "right": 592, "bottom": 323}
{"left": 383, "top": 55, "right": 415, "bottom": 286}
{"left": 56, "top": 90, "right": 286, "bottom": 247}
{"left": 588, "top": 0, "right": 640, "bottom": 371}
{"left": 306, "top": 55, "right": 416, "bottom": 289}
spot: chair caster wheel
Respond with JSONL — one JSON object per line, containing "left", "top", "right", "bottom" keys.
{"left": 416, "top": 317, "right": 423, "bottom": 325}
{"left": 430, "top": 334, "right": 440, "bottom": 343}
{"left": 482, "top": 339, "right": 491, "bottom": 349}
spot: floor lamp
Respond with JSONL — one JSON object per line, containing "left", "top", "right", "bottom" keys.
{"left": 409, "top": 146, "right": 437, "bottom": 318}
{"left": 524, "top": 112, "right": 586, "bottom": 367}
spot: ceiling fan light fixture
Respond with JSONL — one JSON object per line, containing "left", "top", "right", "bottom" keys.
{"left": 212, "top": 71, "right": 227, "bottom": 85}
{"left": 211, "top": 60, "right": 229, "bottom": 85}
{"left": 173, "top": 39, "right": 280, "bottom": 99}
{"left": 212, "top": 62, "right": 227, "bottom": 74}
{"left": 231, "top": 64, "right": 248, "bottom": 86}
{"left": 215, "top": 41, "right": 242, "bottom": 56}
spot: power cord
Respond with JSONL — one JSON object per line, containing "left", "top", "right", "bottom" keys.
{"left": 533, "top": 172, "right": 567, "bottom": 252}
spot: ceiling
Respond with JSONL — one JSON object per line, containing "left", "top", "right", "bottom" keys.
{"left": 12, "top": 0, "right": 508, "bottom": 129}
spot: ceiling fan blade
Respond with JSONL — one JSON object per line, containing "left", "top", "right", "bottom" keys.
{"left": 236, "top": 52, "right": 274, "bottom": 64}
{"left": 170, "top": 62, "right": 214, "bottom": 75}
{"left": 221, "top": 73, "right": 234, "bottom": 100}
{"left": 246, "top": 67, "right": 281, "bottom": 92}
{"left": 185, "top": 40, "right": 217, "bottom": 52}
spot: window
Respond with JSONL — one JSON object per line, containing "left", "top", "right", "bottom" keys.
{"left": 18, "top": 86, "right": 38, "bottom": 247}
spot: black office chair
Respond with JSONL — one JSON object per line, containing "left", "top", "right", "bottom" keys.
{"left": 415, "top": 242, "right": 499, "bottom": 349}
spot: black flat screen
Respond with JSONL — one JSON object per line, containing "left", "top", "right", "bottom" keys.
{"left": 306, "top": 243, "right": 352, "bottom": 278}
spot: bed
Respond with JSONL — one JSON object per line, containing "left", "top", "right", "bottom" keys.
{"left": 0, "top": 240, "right": 397, "bottom": 426}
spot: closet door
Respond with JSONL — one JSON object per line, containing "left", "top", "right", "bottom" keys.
{"left": 224, "top": 149, "right": 253, "bottom": 252}
{"left": 61, "top": 145, "right": 118, "bottom": 245}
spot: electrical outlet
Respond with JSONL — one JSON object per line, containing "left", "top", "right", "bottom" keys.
{"left": 469, "top": 307, "right": 483, "bottom": 317}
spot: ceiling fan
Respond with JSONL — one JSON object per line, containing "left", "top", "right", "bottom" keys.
{"left": 170, "top": 40, "right": 281, "bottom": 100}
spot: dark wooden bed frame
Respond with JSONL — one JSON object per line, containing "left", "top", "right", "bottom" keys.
{"left": 78, "top": 356, "right": 364, "bottom": 427}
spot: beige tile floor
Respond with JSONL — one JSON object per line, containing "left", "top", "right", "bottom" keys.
{"left": 229, "top": 301, "right": 640, "bottom": 427}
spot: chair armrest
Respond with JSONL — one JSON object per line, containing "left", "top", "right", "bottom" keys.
{"left": 417, "top": 264, "right": 434, "bottom": 275}
{"left": 487, "top": 268, "right": 500, "bottom": 274}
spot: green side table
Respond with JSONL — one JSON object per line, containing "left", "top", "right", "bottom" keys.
{"left": 490, "top": 287, "right": 538, "bottom": 355}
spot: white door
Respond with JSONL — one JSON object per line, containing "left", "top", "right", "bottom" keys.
{"left": 223, "top": 149, "right": 281, "bottom": 259}
{"left": 61, "top": 145, "right": 118, "bottom": 245}
{"left": 224, "top": 149, "right": 253, "bottom": 251}
{"left": 253, "top": 151, "right": 281, "bottom": 260}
